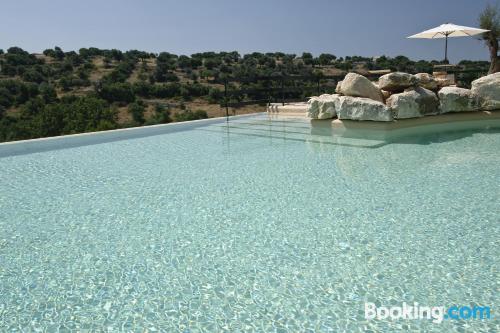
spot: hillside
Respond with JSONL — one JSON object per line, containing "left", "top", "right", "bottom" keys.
{"left": 0, "top": 47, "right": 490, "bottom": 142}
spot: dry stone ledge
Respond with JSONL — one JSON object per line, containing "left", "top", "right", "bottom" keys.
{"left": 415, "top": 73, "right": 438, "bottom": 90}
{"left": 438, "top": 87, "right": 481, "bottom": 113}
{"left": 340, "top": 73, "right": 384, "bottom": 102}
{"left": 387, "top": 87, "right": 439, "bottom": 119}
{"left": 307, "top": 94, "right": 340, "bottom": 119}
{"left": 337, "top": 96, "right": 393, "bottom": 122}
{"left": 471, "top": 72, "right": 500, "bottom": 110}
{"left": 378, "top": 72, "right": 418, "bottom": 92}
{"left": 435, "top": 77, "right": 455, "bottom": 89}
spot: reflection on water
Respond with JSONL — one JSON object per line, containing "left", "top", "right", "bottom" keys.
{"left": 210, "top": 115, "right": 500, "bottom": 149}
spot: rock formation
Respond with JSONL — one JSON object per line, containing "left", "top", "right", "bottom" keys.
{"left": 302, "top": 72, "right": 499, "bottom": 122}
{"left": 340, "top": 73, "right": 384, "bottom": 102}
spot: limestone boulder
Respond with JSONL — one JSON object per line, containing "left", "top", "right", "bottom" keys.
{"left": 336, "top": 96, "right": 393, "bottom": 122}
{"left": 415, "top": 73, "right": 438, "bottom": 90}
{"left": 378, "top": 72, "right": 418, "bottom": 92}
{"left": 307, "top": 97, "right": 320, "bottom": 118}
{"left": 307, "top": 94, "right": 340, "bottom": 119}
{"left": 386, "top": 87, "right": 439, "bottom": 119}
{"left": 335, "top": 81, "right": 343, "bottom": 94}
{"left": 340, "top": 73, "right": 384, "bottom": 102}
{"left": 438, "top": 87, "right": 481, "bottom": 113}
{"left": 471, "top": 72, "right": 500, "bottom": 110}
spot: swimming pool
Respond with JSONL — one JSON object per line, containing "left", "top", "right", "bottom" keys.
{"left": 1, "top": 114, "right": 499, "bottom": 332}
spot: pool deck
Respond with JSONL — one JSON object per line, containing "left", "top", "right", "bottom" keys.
{"left": 267, "top": 102, "right": 500, "bottom": 131}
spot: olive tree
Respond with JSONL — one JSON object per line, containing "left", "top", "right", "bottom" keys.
{"left": 479, "top": 3, "right": 500, "bottom": 74}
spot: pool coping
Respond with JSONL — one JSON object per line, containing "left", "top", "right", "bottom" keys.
{"left": 0, "top": 112, "right": 266, "bottom": 158}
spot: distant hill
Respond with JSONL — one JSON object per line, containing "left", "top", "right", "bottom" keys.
{"left": 0, "top": 46, "right": 490, "bottom": 142}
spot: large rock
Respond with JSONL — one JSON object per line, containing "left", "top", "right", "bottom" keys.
{"left": 438, "top": 87, "right": 481, "bottom": 113}
{"left": 335, "top": 81, "right": 343, "bottom": 94}
{"left": 337, "top": 96, "right": 393, "bottom": 121}
{"left": 471, "top": 72, "right": 500, "bottom": 110}
{"left": 307, "top": 97, "right": 321, "bottom": 118}
{"left": 340, "top": 73, "right": 384, "bottom": 102}
{"left": 378, "top": 72, "right": 418, "bottom": 92}
{"left": 415, "top": 73, "right": 438, "bottom": 90}
{"left": 386, "top": 87, "right": 439, "bottom": 119}
{"left": 307, "top": 94, "right": 340, "bottom": 119}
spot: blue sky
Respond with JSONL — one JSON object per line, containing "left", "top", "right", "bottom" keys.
{"left": 0, "top": 0, "right": 495, "bottom": 63}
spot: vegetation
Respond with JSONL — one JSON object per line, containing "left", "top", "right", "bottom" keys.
{"left": 0, "top": 46, "right": 491, "bottom": 142}
{"left": 479, "top": 3, "right": 500, "bottom": 74}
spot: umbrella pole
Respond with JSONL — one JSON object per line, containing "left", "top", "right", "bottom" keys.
{"left": 444, "top": 34, "right": 448, "bottom": 63}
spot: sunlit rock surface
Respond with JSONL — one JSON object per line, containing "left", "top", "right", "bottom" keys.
{"left": 387, "top": 87, "right": 439, "bottom": 119}
{"left": 337, "top": 96, "right": 393, "bottom": 122}
{"left": 438, "top": 87, "right": 481, "bottom": 113}
{"left": 471, "top": 72, "right": 500, "bottom": 111}
{"left": 378, "top": 72, "right": 418, "bottom": 92}
{"left": 340, "top": 73, "right": 384, "bottom": 102}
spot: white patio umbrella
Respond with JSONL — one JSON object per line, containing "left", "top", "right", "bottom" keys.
{"left": 407, "top": 23, "right": 489, "bottom": 62}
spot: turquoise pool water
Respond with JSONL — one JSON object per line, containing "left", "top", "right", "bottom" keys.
{"left": 0, "top": 115, "right": 499, "bottom": 332}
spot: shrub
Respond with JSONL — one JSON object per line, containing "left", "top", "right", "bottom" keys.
{"left": 128, "top": 101, "right": 145, "bottom": 124}
{"left": 21, "top": 69, "right": 46, "bottom": 83}
{"left": 174, "top": 109, "right": 208, "bottom": 122}
{"left": 207, "top": 87, "right": 222, "bottom": 103}
{"left": 145, "top": 104, "right": 172, "bottom": 125}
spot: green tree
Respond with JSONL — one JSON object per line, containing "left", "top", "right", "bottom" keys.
{"left": 479, "top": 3, "right": 500, "bottom": 74}
{"left": 32, "top": 104, "right": 64, "bottom": 137}
{"left": 39, "top": 83, "right": 58, "bottom": 103}
{"left": 22, "top": 69, "right": 46, "bottom": 83}
{"left": 318, "top": 53, "right": 336, "bottom": 66}
{"left": 301, "top": 52, "right": 314, "bottom": 65}
{"left": 98, "top": 82, "right": 136, "bottom": 103}
{"left": 61, "top": 96, "right": 117, "bottom": 133}
{"left": 178, "top": 55, "right": 192, "bottom": 68}
{"left": 43, "top": 49, "right": 56, "bottom": 57}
